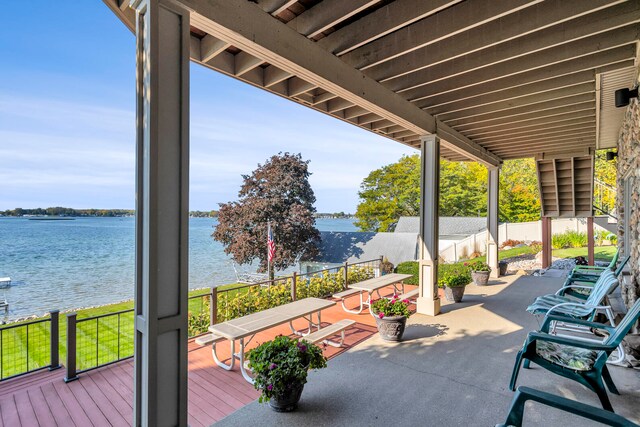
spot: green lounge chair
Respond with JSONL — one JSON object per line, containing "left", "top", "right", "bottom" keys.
{"left": 526, "top": 269, "right": 618, "bottom": 326}
{"left": 568, "top": 248, "right": 619, "bottom": 278}
{"left": 510, "top": 298, "right": 640, "bottom": 411}
{"left": 497, "top": 386, "right": 639, "bottom": 427}
{"left": 561, "top": 255, "right": 630, "bottom": 300}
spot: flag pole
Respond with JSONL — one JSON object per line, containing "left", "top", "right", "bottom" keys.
{"left": 267, "top": 221, "right": 271, "bottom": 280}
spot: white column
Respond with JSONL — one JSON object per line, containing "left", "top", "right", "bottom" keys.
{"left": 417, "top": 135, "right": 440, "bottom": 316}
{"left": 487, "top": 166, "right": 500, "bottom": 278}
{"left": 131, "top": 0, "right": 190, "bottom": 425}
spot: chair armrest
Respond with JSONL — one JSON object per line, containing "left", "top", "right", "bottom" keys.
{"left": 546, "top": 302, "right": 608, "bottom": 318}
{"left": 573, "top": 266, "right": 608, "bottom": 273}
{"left": 540, "top": 314, "right": 616, "bottom": 334}
{"left": 526, "top": 331, "right": 613, "bottom": 351}
{"left": 556, "top": 284, "right": 593, "bottom": 296}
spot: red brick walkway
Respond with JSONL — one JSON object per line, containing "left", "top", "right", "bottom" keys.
{"left": 0, "top": 285, "right": 413, "bottom": 426}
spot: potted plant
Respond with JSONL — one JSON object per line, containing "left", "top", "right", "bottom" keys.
{"left": 439, "top": 267, "right": 471, "bottom": 303}
{"left": 371, "top": 296, "right": 411, "bottom": 341}
{"left": 467, "top": 260, "right": 492, "bottom": 286}
{"left": 246, "top": 335, "right": 327, "bottom": 412}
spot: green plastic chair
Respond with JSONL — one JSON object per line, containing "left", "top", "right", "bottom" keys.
{"left": 526, "top": 270, "right": 618, "bottom": 325}
{"left": 569, "top": 248, "right": 619, "bottom": 278}
{"left": 496, "top": 386, "right": 639, "bottom": 427}
{"left": 510, "top": 298, "right": 640, "bottom": 411}
{"left": 560, "top": 256, "right": 630, "bottom": 300}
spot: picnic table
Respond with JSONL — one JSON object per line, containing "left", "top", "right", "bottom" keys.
{"left": 334, "top": 273, "right": 413, "bottom": 315}
{"left": 206, "top": 297, "right": 336, "bottom": 383}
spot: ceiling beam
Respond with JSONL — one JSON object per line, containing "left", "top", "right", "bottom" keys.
{"left": 287, "top": 0, "right": 379, "bottom": 39}
{"left": 462, "top": 111, "right": 596, "bottom": 138}
{"left": 434, "top": 83, "right": 595, "bottom": 122}
{"left": 185, "top": 0, "right": 501, "bottom": 166}
{"left": 256, "top": 0, "right": 298, "bottom": 16}
{"left": 200, "top": 35, "right": 229, "bottom": 62}
{"left": 317, "top": 0, "right": 462, "bottom": 56}
{"left": 399, "top": 28, "right": 639, "bottom": 101}
{"left": 339, "top": 0, "right": 542, "bottom": 70}
{"left": 409, "top": 46, "right": 635, "bottom": 104}
{"left": 478, "top": 125, "right": 597, "bottom": 146}
{"left": 366, "top": 0, "right": 633, "bottom": 83}
{"left": 421, "top": 71, "right": 595, "bottom": 113}
{"left": 469, "top": 116, "right": 596, "bottom": 141}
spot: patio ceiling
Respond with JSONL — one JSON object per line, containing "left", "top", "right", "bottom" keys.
{"left": 105, "top": 0, "right": 640, "bottom": 165}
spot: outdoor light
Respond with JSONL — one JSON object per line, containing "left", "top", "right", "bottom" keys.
{"left": 606, "top": 151, "right": 618, "bottom": 161}
{"left": 615, "top": 87, "right": 639, "bottom": 108}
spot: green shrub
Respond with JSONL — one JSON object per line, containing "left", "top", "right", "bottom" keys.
{"left": 466, "top": 260, "right": 491, "bottom": 272}
{"left": 529, "top": 241, "right": 542, "bottom": 253}
{"left": 552, "top": 230, "right": 587, "bottom": 249}
{"left": 395, "top": 261, "right": 419, "bottom": 285}
{"left": 438, "top": 264, "right": 471, "bottom": 288}
{"left": 606, "top": 233, "right": 618, "bottom": 244}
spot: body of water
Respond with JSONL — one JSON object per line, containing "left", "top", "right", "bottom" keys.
{"left": 0, "top": 217, "right": 357, "bottom": 321}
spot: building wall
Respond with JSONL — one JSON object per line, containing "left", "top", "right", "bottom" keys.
{"left": 617, "top": 97, "right": 640, "bottom": 308}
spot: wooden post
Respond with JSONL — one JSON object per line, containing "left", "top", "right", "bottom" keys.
{"left": 587, "top": 216, "right": 595, "bottom": 266}
{"left": 210, "top": 287, "right": 217, "bottom": 326}
{"left": 291, "top": 272, "right": 297, "bottom": 301}
{"left": 487, "top": 166, "right": 500, "bottom": 278}
{"left": 343, "top": 262, "right": 349, "bottom": 289}
{"left": 64, "top": 313, "right": 78, "bottom": 382}
{"left": 541, "top": 217, "right": 552, "bottom": 269}
{"left": 49, "top": 310, "right": 61, "bottom": 371}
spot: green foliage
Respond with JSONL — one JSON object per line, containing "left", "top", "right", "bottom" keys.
{"left": 438, "top": 264, "right": 471, "bottom": 288}
{"left": 371, "top": 296, "right": 411, "bottom": 318}
{"left": 552, "top": 230, "right": 587, "bottom": 249}
{"left": 247, "top": 335, "right": 326, "bottom": 403}
{"left": 188, "top": 296, "right": 211, "bottom": 336}
{"left": 466, "top": 260, "right": 491, "bottom": 272}
{"left": 395, "top": 261, "right": 419, "bottom": 285}
{"left": 355, "top": 155, "right": 542, "bottom": 232}
{"left": 606, "top": 233, "right": 618, "bottom": 245}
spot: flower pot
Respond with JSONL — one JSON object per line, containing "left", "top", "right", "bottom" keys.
{"left": 444, "top": 286, "right": 465, "bottom": 303}
{"left": 375, "top": 315, "right": 407, "bottom": 342}
{"left": 268, "top": 383, "right": 304, "bottom": 412}
{"left": 471, "top": 270, "right": 490, "bottom": 286}
{"left": 498, "top": 261, "right": 508, "bottom": 276}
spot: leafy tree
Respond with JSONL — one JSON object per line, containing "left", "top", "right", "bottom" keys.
{"left": 213, "top": 153, "right": 320, "bottom": 277}
{"left": 499, "top": 158, "right": 541, "bottom": 222}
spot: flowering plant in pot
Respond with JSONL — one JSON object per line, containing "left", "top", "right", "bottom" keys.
{"left": 467, "top": 260, "right": 492, "bottom": 286}
{"left": 246, "top": 335, "right": 327, "bottom": 412}
{"left": 438, "top": 267, "right": 471, "bottom": 303}
{"left": 371, "top": 296, "right": 412, "bottom": 342}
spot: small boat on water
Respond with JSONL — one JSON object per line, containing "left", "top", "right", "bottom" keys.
{"left": 28, "top": 217, "right": 75, "bottom": 221}
{"left": 0, "top": 277, "right": 10, "bottom": 289}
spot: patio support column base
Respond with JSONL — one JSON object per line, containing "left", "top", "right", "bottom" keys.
{"left": 418, "top": 135, "right": 440, "bottom": 316}
{"left": 487, "top": 166, "right": 500, "bottom": 278}
{"left": 131, "top": 0, "right": 190, "bottom": 425}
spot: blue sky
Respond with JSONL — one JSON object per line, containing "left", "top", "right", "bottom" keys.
{"left": 0, "top": 2, "right": 414, "bottom": 213}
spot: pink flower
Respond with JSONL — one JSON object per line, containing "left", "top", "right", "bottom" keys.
{"left": 393, "top": 294, "right": 398, "bottom": 298}
{"left": 269, "top": 363, "right": 277, "bottom": 370}
{"left": 378, "top": 313, "right": 384, "bottom": 319}
{"left": 402, "top": 299, "right": 410, "bottom": 304}
{"left": 267, "top": 384, "right": 273, "bottom": 391}
{"left": 464, "top": 262, "right": 468, "bottom": 266}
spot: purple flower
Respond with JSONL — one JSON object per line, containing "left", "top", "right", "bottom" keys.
{"left": 267, "top": 384, "right": 273, "bottom": 391}
{"left": 297, "top": 342, "right": 307, "bottom": 353}
{"left": 378, "top": 312, "right": 384, "bottom": 319}
{"left": 269, "top": 363, "right": 277, "bottom": 370}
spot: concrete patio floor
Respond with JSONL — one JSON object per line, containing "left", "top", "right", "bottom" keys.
{"left": 216, "top": 274, "right": 640, "bottom": 426}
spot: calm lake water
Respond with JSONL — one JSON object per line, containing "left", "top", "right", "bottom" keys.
{"left": 0, "top": 217, "right": 357, "bottom": 321}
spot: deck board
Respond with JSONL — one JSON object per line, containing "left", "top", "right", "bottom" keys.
{"left": 0, "top": 286, "right": 405, "bottom": 426}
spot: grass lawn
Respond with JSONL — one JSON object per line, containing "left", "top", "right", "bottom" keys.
{"left": 552, "top": 246, "right": 617, "bottom": 262}
{"left": 0, "top": 285, "right": 244, "bottom": 379}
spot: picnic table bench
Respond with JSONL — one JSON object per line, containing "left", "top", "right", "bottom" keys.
{"left": 333, "top": 273, "right": 413, "bottom": 315}
{"left": 196, "top": 297, "right": 353, "bottom": 383}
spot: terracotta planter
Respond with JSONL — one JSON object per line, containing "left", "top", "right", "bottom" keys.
{"left": 444, "top": 286, "right": 465, "bottom": 302}
{"left": 375, "top": 315, "right": 407, "bottom": 342}
{"left": 471, "top": 270, "right": 490, "bottom": 286}
{"left": 268, "top": 383, "right": 304, "bottom": 412}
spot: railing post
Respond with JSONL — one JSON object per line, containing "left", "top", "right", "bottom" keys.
{"left": 49, "top": 310, "right": 61, "bottom": 371}
{"left": 291, "top": 272, "right": 297, "bottom": 301}
{"left": 64, "top": 313, "right": 78, "bottom": 382}
{"left": 343, "top": 262, "right": 349, "bottom": 290}
{"left": 210, "top": 287, "right": 218, "bottom": 326}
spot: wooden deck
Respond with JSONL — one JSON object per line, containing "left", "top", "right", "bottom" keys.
{"left": 0, "top": 285, "right": 412, "bottom": 426}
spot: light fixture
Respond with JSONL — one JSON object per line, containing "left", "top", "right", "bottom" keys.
{"left": 606, "top": 151, "right": 618, "bottom": 161}
{"left": 615, "top": 87, "right": 639, "bottom": 108}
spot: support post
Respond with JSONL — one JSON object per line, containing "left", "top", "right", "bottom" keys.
{"left": 131, "top": 0, "right": 190, "bottom": 425}
{"left": 541, "top": 217, "right": 552, "bottom": 269}
{"left": 49, "top": 310, "right": 60, "bottom": 371}
{"left": 291, "top": 272, "right": 297, "bottom": 301}
{"left": 210, "top": 287, "right": 217, "bottom": 326}
{"left": 487, "top": 166, "right": 500, "bottom": 278}
{"left": 417, "top": 135, "right": 440, "bottom": 316}
{"left": 343, "top": 261, "right": 348, "bottom": 289}
{"left": 64, "top": 313, "right": 78, "bottom": 382}
{"left": 587, "top": 216, "right": 595, "bottom": 266}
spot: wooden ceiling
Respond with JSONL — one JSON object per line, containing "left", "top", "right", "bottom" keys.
{"left": 105, "top": 0, "right": 640, "bottom": 165}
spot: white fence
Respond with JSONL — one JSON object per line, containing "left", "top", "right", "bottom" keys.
{"left": 439, "top": 218, "right": 610, "bottom": 263}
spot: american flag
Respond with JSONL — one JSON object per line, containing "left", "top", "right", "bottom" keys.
{"left": 267, "top": 223, "right": 275, "bottom": 263}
